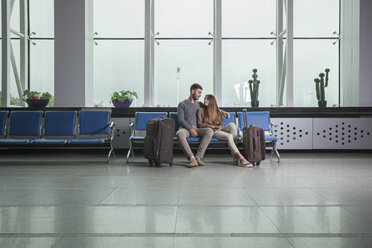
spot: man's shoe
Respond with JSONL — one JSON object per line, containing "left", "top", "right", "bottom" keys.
{"left": 188, "top": 158, "right": 198, "bottom": 168}
{"left": 196, "top": 157, "right": 205, "bottom": 166}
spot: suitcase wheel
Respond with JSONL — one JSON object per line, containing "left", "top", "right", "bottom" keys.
{"left": 169, "top": 162, "right": 173, "bottom": 167}
{"left": 148, "top": 160, "right": 153, "bottom": 166}
{"left": 256, "top": 162, "right": 260, "bottom": 166}
{"left": 155, "top": 161, "right": 161, "bottom": 167}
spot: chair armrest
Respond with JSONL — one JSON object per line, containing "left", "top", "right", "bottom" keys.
{"left": 270, "top": 122, "right": 278, "bottom": 128}
{"left": 109, "top": 121, "right": 115, "bottom": 141}
{"left": 129, "top": 122, "right": 135, "bottom": 137}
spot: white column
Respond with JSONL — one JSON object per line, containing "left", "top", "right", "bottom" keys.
{"left": 144, "top": 0, "right": 154, "bottom": 107}
{"left": 54, "top": 0, "right": 93, "bottom": 107}
{"left": 20, "top": 0, "right": 28, "bottom": 95}
{"left": 359, "top": 0, "right": 372, "bottom": 106}
{"left": 340, "top": 0, "right": 359, "bottom": 107}
{"left": 286, "top": 0, "right": 294, "bottom": 107}
{"left": 214, "top": 0, "right": 222, "bottom": 104}
{"left": 1, "top": 0, "right": 10, "bottom": 107}
{"left": 85, "top": 0, "right": 94, "bottom": 107}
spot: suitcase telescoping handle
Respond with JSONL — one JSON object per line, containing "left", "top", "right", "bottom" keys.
{"left": 242, "top": 109, "right": 248, "bottom": 128}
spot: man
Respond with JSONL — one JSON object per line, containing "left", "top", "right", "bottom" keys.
{"left": 177, "top": 83, "right": 229, "bottom": 168}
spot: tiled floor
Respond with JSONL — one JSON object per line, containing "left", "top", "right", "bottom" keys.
{"left": 1, "top": 151, "right": 372, "bottom": 247}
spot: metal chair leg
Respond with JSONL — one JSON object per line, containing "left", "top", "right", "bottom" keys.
{"left": 126, "top": 149, "right": 131, "bottom": 163}
{"left": 126, "top": 141, "right": 134, "bottom": 164}
{"left": 270, "top": 143, "right": 274, "bottom": 160}
{"left": 273, "top": 141, "right": 280, "bottom": 163}
{"left": 108, "top": 147, "right": 114, "bottom": 164}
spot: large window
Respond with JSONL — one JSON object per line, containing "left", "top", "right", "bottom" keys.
{"left": 29, "top": 0, "right": 55, "bottom": 106}
{"left": 222, "top": 0, "right": 277, "bottom": 107}
{"left": 293, "top": 0, "right": 340, "bottom": 107}
{"left": 2, "top": 0, "right": 54, "bottom": 107}
{"left": 93, "top": 0, "right": 144, "bottom": 107}
{"left": 154, "top": 0, "right": 213, "bottom": 106}
{"left": 90, "top": 0, "right": 342, "bottom": 108}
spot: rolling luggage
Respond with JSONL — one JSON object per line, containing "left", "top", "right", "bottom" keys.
{"left": 242, "top": 109, "right": 266, "bottom": 166}
{"left": 144, "top": 117, "right": 175, "bottom": 167}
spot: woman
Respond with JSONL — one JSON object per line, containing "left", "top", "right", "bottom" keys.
{"left": 197, "top": 94, "right": 252, "bottom": 167}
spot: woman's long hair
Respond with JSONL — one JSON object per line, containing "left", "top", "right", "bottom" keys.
{"left": 203, "top": 94, "right": 222, "bottom": 126}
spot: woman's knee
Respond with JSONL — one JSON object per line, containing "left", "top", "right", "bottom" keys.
{"left": 205, "top": 128, "right": 214, "bottom": 137}
{"left": 226, "top": 133, "right": 234, "bottom": 141}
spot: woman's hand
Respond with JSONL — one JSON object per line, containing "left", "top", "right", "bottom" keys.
{"left": 223, "top": 112, "right": 230, "bottom": 119}
{"left": 214, "top": 127, "right": 222, "bottom": 131}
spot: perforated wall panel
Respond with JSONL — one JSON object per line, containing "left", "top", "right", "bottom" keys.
{"left": 313, "top": 118, "right": 372, "bottom": 149}
{"left": 271, "top": 118, "right": 313, "bottom": 149}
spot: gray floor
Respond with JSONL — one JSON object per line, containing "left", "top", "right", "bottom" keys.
{"left": 1, "top": 151, "right": 372, "bottom": 248}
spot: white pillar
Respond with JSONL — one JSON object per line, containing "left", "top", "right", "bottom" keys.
{"left": 340, "top": 0, "right": 359, "bottom": 107}
{"left": 286, "top": 0, "right": 294, "bottom": 107}
{"left": 144, "top": 0, "right": 154, "bottom": 107}
{"left": 214, "top": 0, "right": 222, "bottom": 104}
{"left": 1, "top": 0, "right": 10, "bottom": 107}
{"left": 359, "top": 0, "right": 372, "bottom": 106}
{"left": 54, "top": 0, "right": 93, "bottom": 107}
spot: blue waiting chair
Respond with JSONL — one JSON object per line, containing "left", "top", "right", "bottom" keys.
{"left": 31, "top": 111, "right": 77, "bottom": 145}
{"left": 237, "top": 111, "right": 280, "bottom": 162}
{"left": 126, "top": 112, "right": 167, "bottom": 163}
{"left": 68, "top": 110, "right": 115, "bottom": 163}
{"left": 170, "top": 111, "right": 236, "bottom": 143}
{"left": 0, "top": 111, "right": 43, "bottom": 145}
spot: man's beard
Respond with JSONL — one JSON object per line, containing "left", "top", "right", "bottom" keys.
{"left": 192, "top": 93, "right": 199, "bottom": 101}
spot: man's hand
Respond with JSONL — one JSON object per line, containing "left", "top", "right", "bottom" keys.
{"left": 214, "top": 127, "right": 222, "bottom": 131}
{"left": 190, "top": 129, "right": 198, "bottom": 137}
{"left": 223, "top": 112, "right": 230, "bottom": 119}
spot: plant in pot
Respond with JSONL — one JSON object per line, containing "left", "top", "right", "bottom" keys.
{"left": 248, "top": 69, "right": 260, "bottom": 107}
{"left": 22, "top": 90, "right": 52, "bottom": 108}
{"left": 314, "top": 68, "right": 330, "bottom": 108}
{"left": 111, "top": 90, "right": 138, "bottom": 108}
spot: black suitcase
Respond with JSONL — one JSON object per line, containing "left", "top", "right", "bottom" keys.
{"left": 242, "top": 109, "right": 266, "bottom": 166}
{"left": 144, "top": 117, "right": 175, "bottom": 167}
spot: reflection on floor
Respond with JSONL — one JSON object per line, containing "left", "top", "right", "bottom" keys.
{"left": 1, "top": 151, "right": 372, "bottom": 248}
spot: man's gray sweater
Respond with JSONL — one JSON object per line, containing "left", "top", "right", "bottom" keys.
{"left": 177, "top": 100, "right": 201, "bottom": 131}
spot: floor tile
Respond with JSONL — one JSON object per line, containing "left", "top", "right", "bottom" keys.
{"left": 55, "top": 237, "right": 174, "bottom": 248}
{"left": 0, "top": 188, "right": 113, "bottom": 205}
{"left": 248, "top": 189, "right": 332, "bottom": 206}
{"left": 102, "top": 188, "right": 180, "bottom": 205}
{"left": 261, "top": 206, "right": 372, "bottom": 233}
{"left": 288, "top": 237, "right": 372, "bottom": 248}
{"left": 174, "top": 237, "right": 293, "bottom": 248}
{"left": 313, "top": 189, "right": 372, "bottom": 205}
{"left": 178, "top": 188, "right": 255, "bottom": 206}
{"left": 175, "top": 207, "right": 280, "bottom": 233}
{"left": 75, "top": 206, "right": 177, "bottom": 233}
{"left": 0, "top": 238, "right": 60, "bottom": 248}
{"left": 0, "top": 206, "right": 93, "bottom": 233}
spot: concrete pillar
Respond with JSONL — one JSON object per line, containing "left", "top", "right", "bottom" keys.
{"left": 359, "top": 0, "right": 372, "bottom": 106}
{"left": 54, "top": 0, "right": 93, "bottom": 107}
{"left": 1, "top": 0, "right": 10, "bottom": 106}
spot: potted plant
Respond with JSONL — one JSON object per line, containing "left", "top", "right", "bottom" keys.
{"left": 248, "top": 69, "right": 260, "bottom": 107}
{"left": 314, "top": 68, "right": 330, "bottom": 108}
{"left": 22, "top": 90, "right": 52, "bottom": 108}
{"left": 111, "top": 90, "right": 138, "bottom": 108}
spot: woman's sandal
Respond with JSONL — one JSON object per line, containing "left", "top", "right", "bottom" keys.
{"left": 236, "top": 157, "right": 253, "bottom": 168}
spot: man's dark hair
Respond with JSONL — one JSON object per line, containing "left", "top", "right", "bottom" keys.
{"left": 190, "top": 83, "right": 203, "bottom": 92}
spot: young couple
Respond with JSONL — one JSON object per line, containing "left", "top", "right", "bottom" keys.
{"left": 177, "top": 83, "right": 253, "bottom": 168}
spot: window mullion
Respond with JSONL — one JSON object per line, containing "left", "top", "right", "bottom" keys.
{"left": 214, "top": 0, "right": 222, "bottom": 104}
{"left": 286, "top": 0, "right": 294, "bottom": 107}
{"left": 144, "top": 0, "right": 154, "bottom": 107}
